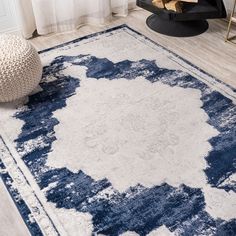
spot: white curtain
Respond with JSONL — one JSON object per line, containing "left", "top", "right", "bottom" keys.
{"left": 16, "top": 0, "right": 136, "bottom": 39}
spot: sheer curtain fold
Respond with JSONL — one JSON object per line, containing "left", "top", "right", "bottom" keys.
{"left": 17, "top": 0, "right": 136, "bottom": 38}
{"left": 16, "top": 0, "right": 36, "bottom": 39}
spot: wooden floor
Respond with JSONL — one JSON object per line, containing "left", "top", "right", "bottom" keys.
{"left": 0, "top": 181, "right": 30, "bottom": 236}
{"left": 1, "top": 9, "right": 236, "bottom": 236}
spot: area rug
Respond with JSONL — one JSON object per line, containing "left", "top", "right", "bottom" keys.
{"left": 0, "top": 25, "right": 236, "bottom": 236}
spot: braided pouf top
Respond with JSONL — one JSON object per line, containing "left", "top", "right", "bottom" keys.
{"left": 0, "top": 34, "right": 42, "bottom": 102}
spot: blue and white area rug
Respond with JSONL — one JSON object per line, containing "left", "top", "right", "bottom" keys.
{"left": 0, "top": 25, "right": 236, "bottom": 236}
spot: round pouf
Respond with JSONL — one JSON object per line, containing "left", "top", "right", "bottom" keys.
{"left": 0, "top": 34, "right": 42, "bottom": 102}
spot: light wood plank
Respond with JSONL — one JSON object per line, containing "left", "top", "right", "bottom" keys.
{"left": 232, "top": 17, "right": 236, "bottom": 23}
{"left": 0, "top": 180, "right": 30, "bottom": 236}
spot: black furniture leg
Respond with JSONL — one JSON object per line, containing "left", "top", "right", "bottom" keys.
{"left": 146, "top": 14, "right": 209, "bottom": 37}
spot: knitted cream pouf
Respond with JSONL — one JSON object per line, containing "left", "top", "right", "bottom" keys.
{"left": 0, "top": 34, "right": 42, "bottom": 102}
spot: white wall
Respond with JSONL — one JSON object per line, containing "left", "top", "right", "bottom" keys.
{"left": 0, "top": 0, "right": 18, "bottom": 33}
{"left": 224, "top": 0, "right": 234, "bottom": 14}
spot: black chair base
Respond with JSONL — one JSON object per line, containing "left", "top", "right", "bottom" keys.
{"left": 147, "top": 14, "right": 209, "bottom": 37}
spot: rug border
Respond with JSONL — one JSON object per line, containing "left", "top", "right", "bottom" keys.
{"left": 38, "top": 24, "right": 236, "bottom": 92}
{"left": 0, "top": 145, "right": 44, "bottom": 236}
{"left": 0, "top": 135, "right": 60, "bottom": 236}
